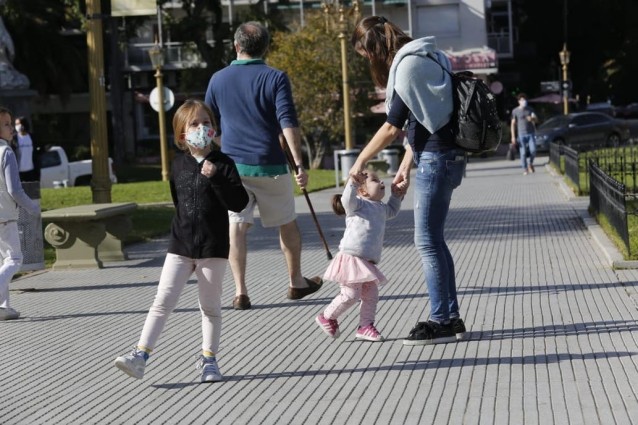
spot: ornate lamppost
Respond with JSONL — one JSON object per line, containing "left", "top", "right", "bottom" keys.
{"left": 322, "top": 0, "right": 360, "bottom": 151}
{"left": 86, "top": 0, "right": 111, "bottom": 202}
{"left": 559, "top": 43, "right": 571, "bottom": 115}
{"left": 148, "top": 43, "right": 170, "bottom": 182}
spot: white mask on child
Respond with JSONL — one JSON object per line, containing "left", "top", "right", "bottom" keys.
{"left": 518, "top": 99, "right": 528, "bottom": 108}
{"left": 15, "top": 125, "right": 22, "bottom": 134}
{"left": 185, "top": 125, "right": 214, "bottom": 149}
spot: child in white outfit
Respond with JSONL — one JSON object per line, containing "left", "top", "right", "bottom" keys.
{"left": 0, "top": 107, "right": 39, "bottom": 321}
{"left": 316, "top": 170, "right": 405, "bottom": 341}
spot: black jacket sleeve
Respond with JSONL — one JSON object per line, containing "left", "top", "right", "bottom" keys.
{"left": 206, "top": 152, "right": 248, "bottom": 213}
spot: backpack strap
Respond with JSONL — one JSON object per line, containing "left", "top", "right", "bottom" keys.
{"left": 426, "top": 52, "right": 454, "bottom": 78}
{"left": 427, "top": 52, "right": 478, "bottom": 118}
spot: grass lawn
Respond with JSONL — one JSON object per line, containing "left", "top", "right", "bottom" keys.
{"left": 557, "top": 146, "right": 638, "bottom": 261}
{"left": 593, "top": 209, "right": 638, "bottom": 261}
{"left": 39, "top": 168, "right": 337, "bottom": 267}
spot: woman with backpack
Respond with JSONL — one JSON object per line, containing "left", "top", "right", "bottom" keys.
{"left": 349, "top": 16, "right": 467, "bottom": 346}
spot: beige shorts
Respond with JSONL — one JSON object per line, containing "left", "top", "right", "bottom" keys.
{"left": 229, "top": 174, "right": 296, "bottom": 228}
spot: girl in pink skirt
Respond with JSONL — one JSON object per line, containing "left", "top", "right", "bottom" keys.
{"left": 316, "top": 170, "right": 406, "bottom": 341}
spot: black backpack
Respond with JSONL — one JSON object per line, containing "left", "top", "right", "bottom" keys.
{"left": 427, "top": 53, "right": 502, "bottom": 154}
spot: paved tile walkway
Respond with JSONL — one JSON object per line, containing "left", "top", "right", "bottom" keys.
{"left": 3, "top": 156, "right": 638, "bottom": 424}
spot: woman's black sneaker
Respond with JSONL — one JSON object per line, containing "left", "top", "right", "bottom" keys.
{"left": 450, "top": 317, "right": 467, "bottom": 341}
{"left": 403, "top": 320, "right": 456, "bottom": 346}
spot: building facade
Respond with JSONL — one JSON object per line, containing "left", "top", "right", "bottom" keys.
{"left": 31, "top": 0, "right": 514, "bottom": 164}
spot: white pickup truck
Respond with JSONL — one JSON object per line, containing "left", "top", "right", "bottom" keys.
{"left": 39, "top": 146, "right": 117, "bottom": 188}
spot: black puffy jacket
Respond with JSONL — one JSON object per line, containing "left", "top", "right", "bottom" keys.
{"left": 168, "top": 150, "right": 248, "bottom": 259}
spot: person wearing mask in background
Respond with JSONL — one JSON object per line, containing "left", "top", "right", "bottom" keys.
{"left": 510, "top": 93, "right": 538, "bottom": 175}
{"left": 14, "top": 116, "right": 39, "bottom": 182}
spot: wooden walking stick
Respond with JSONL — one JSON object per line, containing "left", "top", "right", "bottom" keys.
{"left": 279, "top": 136, "right": 333, "bottom": 260}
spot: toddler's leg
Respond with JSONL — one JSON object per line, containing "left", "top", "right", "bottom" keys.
{"left": 359, "top": 281, "right": 379, "bottom": 327}
{"left": 316, "top": 283, "right": 361, "bottom": 338}
{"left": 324, "top": 283, "right": 361, "bottom": 320}
{"left": 355, "top": 282, "right": 383, "bottom": 342}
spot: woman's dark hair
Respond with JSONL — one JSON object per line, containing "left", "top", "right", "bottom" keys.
{"left": 16, "top": 116, "right": 30, "bottom": 132}
{"left": 234, "top": 21, "right": 270, "bottom": 58}
{"left": 351, "top": 16, "right": 412, "bottom": 88}
{"left": 332, "top": 194, "right": 346, "bottom": 216}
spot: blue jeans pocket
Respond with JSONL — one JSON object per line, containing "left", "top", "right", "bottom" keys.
{"left": 446, "top": 158, "right": 465, "bottom": 189}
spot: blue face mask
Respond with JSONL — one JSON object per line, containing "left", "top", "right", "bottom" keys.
{"left": 185, "top": 125, "right": 214, "bottom": 149}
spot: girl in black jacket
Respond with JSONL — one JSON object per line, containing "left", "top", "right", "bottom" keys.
{"left": 115, "top": 100, "right": 248, "bottom": 383}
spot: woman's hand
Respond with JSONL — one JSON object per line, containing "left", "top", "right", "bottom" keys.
{"left": 391, "top": 145, "right": 412, "bottom": 192}
{"left": 391, "top": 180, "right": 408, "bottom": 197}
{"left": 349, "top": 161, "right": 368, "bottom": 185}
{"left": 392, "top": 171, "right": 410, "bottom": 193}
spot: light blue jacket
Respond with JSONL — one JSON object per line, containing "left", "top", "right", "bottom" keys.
{"left": 385, "top": 37, "right": 453, "bottom": 133}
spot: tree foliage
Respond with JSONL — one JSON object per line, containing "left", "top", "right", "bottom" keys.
{"left": 268, "top": 12, "right": 373, "bottom": 168}
{"left": 515, "top": 0, "right": 638, "bottom": 105}
{"left": 1, "top": 0, "right": 85, "bottom": 99}
{"left": 159, "top": 0, "right": 233, "bottom": 92}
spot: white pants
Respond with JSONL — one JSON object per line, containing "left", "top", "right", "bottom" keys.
{"left": 138, "top": 254, "right": 226, "bottom": 355}
{"left": 0, "top": 221, "right": 22, "bottom": 309}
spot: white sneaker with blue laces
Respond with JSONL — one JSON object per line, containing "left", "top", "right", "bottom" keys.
{"left": 197, "top": 355, "right": 223, "bottom": 383}
{"left": 114, "top": 348, "right": 148, "bottom": 379}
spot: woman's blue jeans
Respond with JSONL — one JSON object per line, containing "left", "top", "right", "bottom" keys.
{"left": 413, "top": 149, "right": 465, "bottom": 323}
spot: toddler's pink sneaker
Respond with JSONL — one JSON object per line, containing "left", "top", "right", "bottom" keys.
{"left": 355, "top": 324, "right": 384, "bottom": 342}
{"left": 315, "top": 313, "right": 340, "bottom": 338}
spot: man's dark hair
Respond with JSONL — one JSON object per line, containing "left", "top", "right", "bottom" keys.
{"left": 234, "top": 21, "right": 270, "bottom": 58}
{"left": 517, "top": 93, "right": 527, "bottom": 100}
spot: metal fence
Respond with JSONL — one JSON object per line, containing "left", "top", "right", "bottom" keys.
{"left": 589, "top": 146, "right": 638, "bottom": 193}
{"left": 549, "top": 142, "right": 562, "bottom": 172}
{"left": 550, "top": 142, "right": 638, "bottom": 195}
{"left": 589, "top": 160, "right": 630, "bottom": 254}
{"left": 563, "top": 145, "right": 580, "bottom": 191}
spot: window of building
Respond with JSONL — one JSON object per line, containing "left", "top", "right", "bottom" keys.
{"left": 417, "top": 4, "right": 460, "bottom": 37}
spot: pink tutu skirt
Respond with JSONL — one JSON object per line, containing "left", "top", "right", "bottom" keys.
{"left": 323, "top": 252, "right": 387, "bottom": 286}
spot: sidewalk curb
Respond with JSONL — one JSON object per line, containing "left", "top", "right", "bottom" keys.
{"left": 546, "top": 163, "right": 638, "bottom": 270}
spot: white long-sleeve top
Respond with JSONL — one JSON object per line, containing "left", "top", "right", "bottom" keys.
{"left": 338, "top": 181, "right": 402, "bottom": 264}
{"left": 0, "top": 139, "right": 39, "bottom": 222}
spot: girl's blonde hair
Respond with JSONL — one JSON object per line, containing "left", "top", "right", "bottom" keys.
{"left": 172, "top": 99, "right": 218, "bottom": 151}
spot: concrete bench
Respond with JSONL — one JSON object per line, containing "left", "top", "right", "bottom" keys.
{"left": 42, "top": 202, "right": 138, "bottom": 270}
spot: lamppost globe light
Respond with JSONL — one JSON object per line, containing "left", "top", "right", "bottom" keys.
{"left": 559, "top": 44, "right": 570, "bottom": 66}
{"left": 148, "top": 43, "right": 164, "bottom": 69}
{"left": 559, "top": 43, "right": 570, "bottom": 115}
